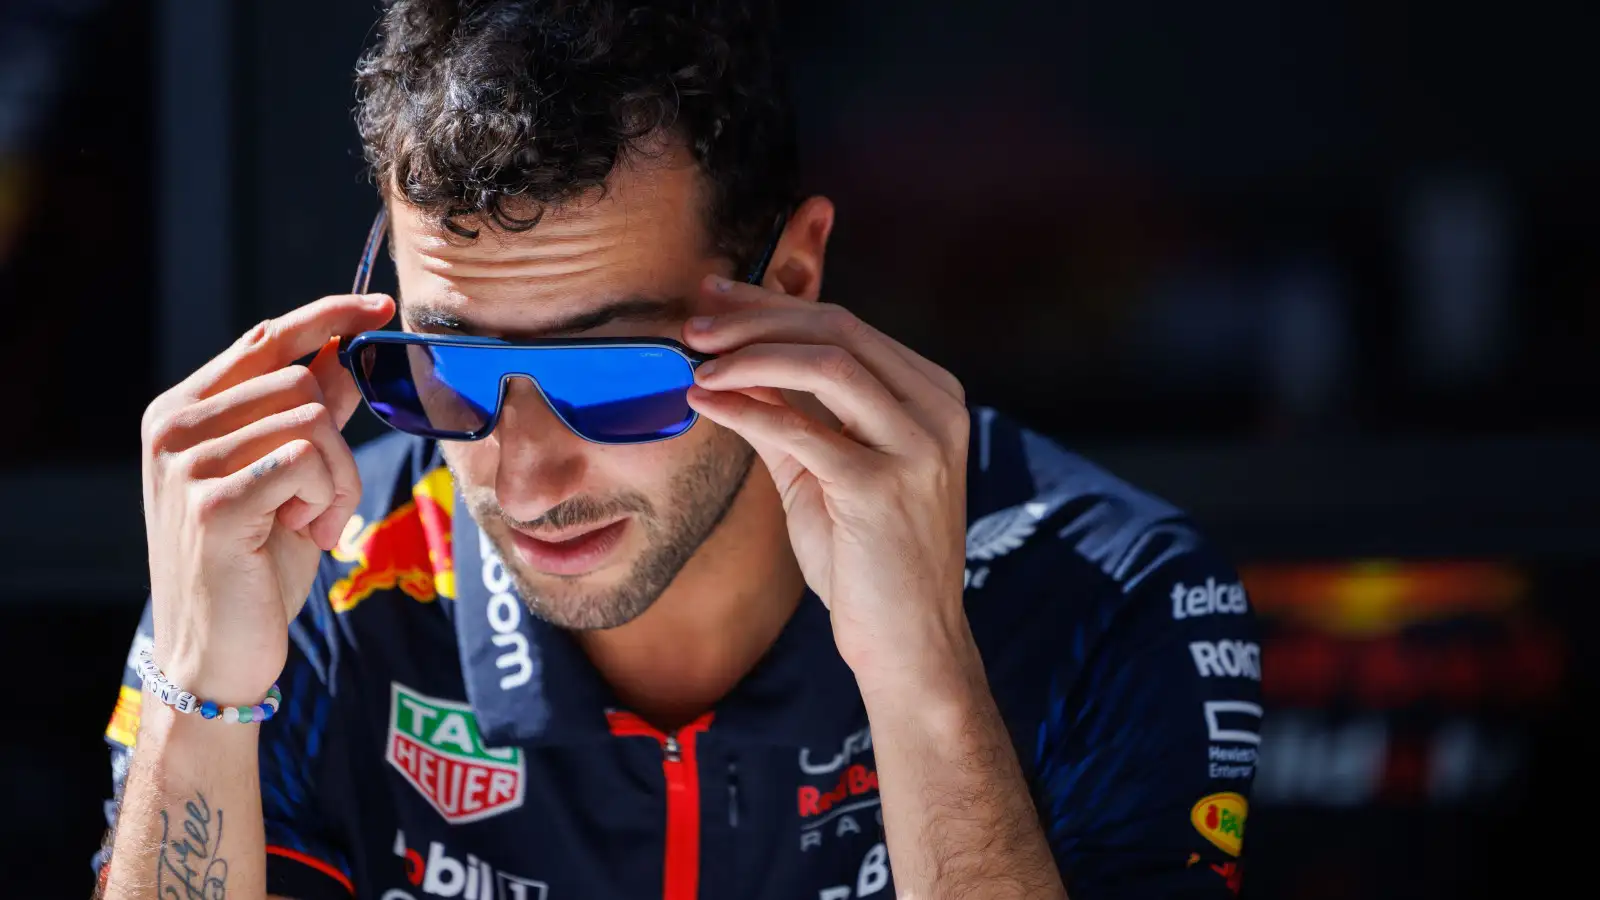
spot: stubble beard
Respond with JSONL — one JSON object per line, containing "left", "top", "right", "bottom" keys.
{"left": 461, "top": 428, "right": 755, "bottom": 630}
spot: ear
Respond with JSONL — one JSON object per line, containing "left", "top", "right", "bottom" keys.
{"left": 762, "top": 195, "right": 834, "bottom": 301}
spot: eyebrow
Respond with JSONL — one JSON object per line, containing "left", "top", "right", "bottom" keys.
{"left": 404, "top": 295, "right": 688, "bottom": 338}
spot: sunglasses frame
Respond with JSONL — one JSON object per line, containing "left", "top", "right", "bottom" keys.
{"left": 340, "top": 331, "right": 714, "bottom": 444}
{"left": 340, "top": 203, "right": 788, "bottom": 444}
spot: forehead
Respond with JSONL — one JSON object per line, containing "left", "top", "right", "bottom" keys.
{"left": 385, "top": 149, "right": 712, "bottom": 333}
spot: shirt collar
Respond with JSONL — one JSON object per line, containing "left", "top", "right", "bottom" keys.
{"left": 450, "top": 481, "right": 862, "bottom": 747}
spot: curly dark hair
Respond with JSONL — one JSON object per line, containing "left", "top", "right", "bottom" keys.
{"left": 354, "top": 0, "right": 798, "bottom": 270}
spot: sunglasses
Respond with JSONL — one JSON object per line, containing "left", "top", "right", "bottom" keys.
{"left": 339, "top": 207, "right": 784, "bottom": 444}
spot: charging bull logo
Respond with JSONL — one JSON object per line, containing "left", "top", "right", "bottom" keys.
{"left": 330, "top": 467, "right": 456, "bottom": 612}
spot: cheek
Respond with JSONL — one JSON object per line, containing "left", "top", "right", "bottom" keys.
{"left": 439, "top": 440, "right": 498, "bottom": 490}
{"left": 591, "top": 421, "right": 724, "bottom": 493}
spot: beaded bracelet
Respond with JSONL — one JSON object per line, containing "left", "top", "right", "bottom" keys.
{"left": 134, "top": 648, "right": 281, "bottom": 724}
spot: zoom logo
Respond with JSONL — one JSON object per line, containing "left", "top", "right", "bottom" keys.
{"left": 478, "top": 531, "right": 532, "bottom": 691}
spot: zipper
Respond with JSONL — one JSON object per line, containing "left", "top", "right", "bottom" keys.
{"left": 607, "top": 710, "right": 713, "bottom": 900}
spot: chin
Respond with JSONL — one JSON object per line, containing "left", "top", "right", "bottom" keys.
{"left": 502, "top": 553, "right": 662, "bottom": 631}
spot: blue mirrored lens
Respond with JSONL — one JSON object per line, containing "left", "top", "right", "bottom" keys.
{"left": 527, "top": 346, "right": 697, "bottom": 442}
{"left": 356, "top": 341, "right": 697, "bottom": 443}
{"left": 357, "top": 343, "right": 494, "bottom": 437}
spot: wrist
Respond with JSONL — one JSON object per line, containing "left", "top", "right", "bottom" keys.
{"left": 145, "top": 644, "right": 283, "bottom": 724}
{"left": 135, "top": 695, "right": 265, "bottom": 747}
{"left": 852, "top": 614, "right": 990, "bottom": 721}
{"left": 151, "top": 641, "right": 282, "bottom": 709}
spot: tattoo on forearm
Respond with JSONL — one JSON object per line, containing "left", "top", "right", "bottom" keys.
{"left": 249, "top": 454, "right": 279, "bottom": 480}
{"left": 155, "top": 792, "right": 228, "bottom": 899}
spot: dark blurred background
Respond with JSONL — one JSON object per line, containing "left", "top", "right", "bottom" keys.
{"left": 3, "top": 1, "right": 1597, "bottom": 897}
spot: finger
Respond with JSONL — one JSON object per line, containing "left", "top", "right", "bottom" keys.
{"left": 205, "top": 438, "right": 335, "bottom": 541}
{"left": 694, "top": 344, "right": 922, "bottom": 452}
{"left": 693, "top": 279, "right": 965, "bottom": 406}
{"left": 186, "top": 402, "right": 360, "bottom": 550}
{"left": 149, "top": 365, "right": 326, "bottom": 455}
{"left": 183, "top": 293, "right": 394, "bottom": 401}
{"left": 686, "top": 384, "right": 872, "bottom": 487}
{"left": 685, "top": 304, "right": 921, "bottom": 402}
{"left": 307, "top": 335, "right": 366, "bottom": 427}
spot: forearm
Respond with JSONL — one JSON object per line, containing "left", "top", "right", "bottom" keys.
{"left": 101, "top": 701, "right": 267, "bottom": 899}
{"left": 860, "top": 625, "right": 1067, "bottom": 900}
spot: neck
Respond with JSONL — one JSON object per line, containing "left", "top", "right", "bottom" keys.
{"left": 574, "top": 462, "right": 804, "bottom": 732}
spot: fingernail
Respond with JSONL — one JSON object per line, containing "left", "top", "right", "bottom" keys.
{"left": 364, "top": 293, "right": 389, "bottom": 308}
{"left": 687, "top": 316, "right": 714, "bottom": 332}
{"left": 707, "top": 275, "right": 733, "bottom": 293}
{"left": 696, "top": 359, "right": 718, "bottom": 379}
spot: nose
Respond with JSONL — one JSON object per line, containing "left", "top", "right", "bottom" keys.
{"left": 487, "top": 376, "right": 591, "bottom": 521}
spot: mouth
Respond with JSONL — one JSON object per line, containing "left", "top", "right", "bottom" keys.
{"left": 507, "top": 518, "right": 630, "bottom": 577}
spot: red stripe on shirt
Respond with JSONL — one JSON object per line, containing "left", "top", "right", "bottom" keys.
{"left": 266, "top": 844, "right": 355, "bottom": 895}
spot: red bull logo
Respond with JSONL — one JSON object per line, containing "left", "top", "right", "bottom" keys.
{"left": 798, "top": 764, "right": 879, "bottom": 817}
{"left": 330, "top": 468, "right": 457, "bottom": 612}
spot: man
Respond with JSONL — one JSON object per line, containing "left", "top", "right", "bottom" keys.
{"left": 96, "top": 2, "right": 1262, "bottom": 898}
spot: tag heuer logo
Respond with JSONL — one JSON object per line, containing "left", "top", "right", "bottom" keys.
{"left": 388, "top": 682, "right": 525, "bottom": 824}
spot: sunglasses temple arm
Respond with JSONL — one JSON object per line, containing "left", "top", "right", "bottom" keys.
{"left": 744, "top": 210, "right": 787, "bottom": 285}
{"left": 352, "top": 207, "right": 390, "bottom": 295}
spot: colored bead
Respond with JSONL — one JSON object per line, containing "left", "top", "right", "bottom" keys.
{"left": 133, "top": 651, "right": 285, "bottom": 725}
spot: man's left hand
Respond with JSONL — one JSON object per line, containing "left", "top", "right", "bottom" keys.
{"left": 683, "top": 274, "right": 973, "bottom": 687}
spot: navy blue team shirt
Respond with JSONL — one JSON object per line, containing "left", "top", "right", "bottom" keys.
{"left": 98, "top": 408, "right": 1262, "bottom": 899}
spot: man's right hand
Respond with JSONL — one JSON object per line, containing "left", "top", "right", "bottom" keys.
{"left": 138, "top": 293, "right": 395, "bottom": 705}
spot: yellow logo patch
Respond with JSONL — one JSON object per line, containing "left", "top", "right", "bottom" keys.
{"left": 106, "top": 685, "right": 142, "bottom": 748}
{"left": 1191, "top": 791, "right": 1248, "bottom": 856}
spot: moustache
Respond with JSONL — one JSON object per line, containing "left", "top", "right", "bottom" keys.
{"left": 472, "top": 491, "right": 654, "bottom": 533}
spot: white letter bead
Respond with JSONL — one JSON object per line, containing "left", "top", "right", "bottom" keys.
{"left": 133, "top": 647, "right": 281, "bottom": 725}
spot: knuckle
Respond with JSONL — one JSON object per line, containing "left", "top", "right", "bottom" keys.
{"left": 817, "top": 346, "right": 860, "bottom": 383}
{"left": 308, "top": 402, "right": 335, "bottom": 430}
{"left": 819, "top": 305, "right": 867, "bottom": 341}
{"left": 336, "top": 476, "right": 364, "bottom": 510}
{"left": 284, "top": 364, "right": 323, "bottom": 401}
{"left": 140, "top": 401, "right": 174, "bottom": 450}
{"left": 941, "top": 401, "right": 971, "bottom": 439}
{"left": 281, "top": 437, "right": 317, "bottom": 465}
{"left": 943, "top": 371, "right": 967, "bottom": 403}
{"left": 238, "top": 318, "right": 276, "bottom": 351}
{"left": 290, "top": 401, "right": 330, "bottom": 431}
{"left": 170, "top": 445, "right": 215, "bottom": 483}
{"left": 191, "top": 483, "right": 232, "bottom": 525}
{"left": 791, "top": 411, "right": 831, "bottom": 445}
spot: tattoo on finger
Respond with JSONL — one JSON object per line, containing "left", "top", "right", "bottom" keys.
{"left": 249, "top": 454, "right": 280, "bottom": 480}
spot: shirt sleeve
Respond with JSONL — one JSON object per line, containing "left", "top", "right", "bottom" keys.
{"left": 1034, "top": 541, "right": 1263, "bottom": 899}
{"left": 95, "top": 585, "right": 356, "bottom": 900}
